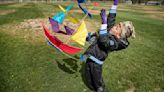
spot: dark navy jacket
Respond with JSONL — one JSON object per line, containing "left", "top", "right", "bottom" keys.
{"left": 84, "top": 13, "right": 129, "bottom": 61}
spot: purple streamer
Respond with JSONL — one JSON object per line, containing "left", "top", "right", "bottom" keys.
{"left": 64, "top": 25, "right": 75, "bottom": 35}
{"left": 49, "top": 17, "right": 60, "bottom": 32}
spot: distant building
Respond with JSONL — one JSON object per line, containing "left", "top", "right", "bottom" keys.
{"left": 126, "top": 0, "right": 132, "bottom": 5}
{"left": 146, "top": 1, "right": 162, "bottom": 5}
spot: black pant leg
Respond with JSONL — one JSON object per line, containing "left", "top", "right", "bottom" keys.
{"left": 84, "top": 59, "right": 96, "bottom": 91}
{"left": 91, "top": 62, "right": 109, "bottom": 92}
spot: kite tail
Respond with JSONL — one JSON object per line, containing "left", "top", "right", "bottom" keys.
{"left": 49, "top": 17, "right": 60, "bottom": 33}
{"left": 78, "top": 3, "right": 92, "bottom": 18}
{"left": 64, "top": 25, "right": 75, "bottom": 35}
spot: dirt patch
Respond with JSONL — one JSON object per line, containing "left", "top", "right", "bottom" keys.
{"left": 154, "top": 87, "right": 162, "bottom": 92}
{"left": 119, "top": 8, "right": 164, "bottom": 19}
{"left": 1, "top": 18, "right": 50, "bottom": 45}
{"left": 71, "top": 4, "right": 164, "bottom": 19}
{"left": 11, "top": 18, "right": 99, "bottom": 44}
{"left": 126, "top": 87, "right": 136, "bottom": 92}
{"left": 139, "top": 10, "right": 164, "bottom": 20}
{"left": 9, "top": 3, "right": 26, "bottom": 8}
{"left": 17, "top": 18, "right": 99, "bottom": 32}
{"left": 146, "top": 13, "right": 164, "bottom": 20}
{"left": 0, "top": 9, "right": 16, "bottom": 16}
{"left": 17, "top": 18, "right": 48, "bottom": 31}
{"left": 71, "top": 10, "right": 100, "bottom": 15}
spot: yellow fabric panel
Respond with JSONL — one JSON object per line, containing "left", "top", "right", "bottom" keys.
{"left": 71, "top": 21, "right": 88, "bottom": 46}
{"left": 58, "top": 5, "right": 66, "bottom": 12}
{"left": 66, "top": 15, "right": 79, "bottom": 24}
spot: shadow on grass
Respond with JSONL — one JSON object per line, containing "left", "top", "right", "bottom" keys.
{"left": 55, "top": 57, "right": 89, "bottom": 88}
{"left": 56, "top": 57, "right": 79, "bottom": 74}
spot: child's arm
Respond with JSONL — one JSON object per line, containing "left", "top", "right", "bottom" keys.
{"left": 107, "top": 0, "right": 118, "bottom": 31}
{"left": 98, "top": 3, "right": 117, "bottom": 49}
{"left": 86, "top": 8, "right": 107, "bottom": 43}
{"left": 86, "top": 32, "right": 97, "bottom": 41}
{"left": 115, "top": 38, "right": 129, "bottom": 50}
{"left": 109, "top": 36, "right": 129, "bottom": 51}
{"left": 86, "top": 32, "right": 98, "bottom": 44}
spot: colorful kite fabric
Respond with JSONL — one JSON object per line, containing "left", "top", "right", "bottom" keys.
{"left": 43, "top": 24, "right": 82, "bottom": 54}
{"left": 58, "top": 5, "right": 79, "bottom": 24}
{"left": 94, "top": 2, "right": 99, "bottom": 6}
{"left": 47, "top": 40, "right": 61, "bottom": 52}
{"left": 78, "top": 3, "right": 92, "bottom": 18}
{"left": 64, "top": 25, "right": 75, "bottom": 35}
{"left": 58, "top": 5, "right": 66, "bottom": 12}
{"left": 77, "top": 0, "right": 85, "bottom": 3}
{"left": 58, "top": 4, "right": 73, "bottom": 13}
{"left": 52, "top": 12, "right": 65, "bottom": 24}
{"left": 49, "top": 17, "right": 60, "bottom": 32}
{"left": 71, "top": 21, "right": 88, "bottom": 46}
{"left": 66, "top": 4, "right": 74, "bottom": 13}
{"left": 66, "top": 15, "right": 79, "bottom": 24}
{"left": 53, "top": 4, "right": 73, "bottom": 24}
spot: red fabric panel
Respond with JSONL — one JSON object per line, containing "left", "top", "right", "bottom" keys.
{"left": 43, "top": 25, "right": 82, "bottom": 54}
{"left": 60, "top": 43, "right": 82, "bottom": 54}
{"left": 44, "top": 26, "right": 62, "bottom": 47}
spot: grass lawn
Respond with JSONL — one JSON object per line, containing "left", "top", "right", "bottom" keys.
{"left": 0, "top": 2, "right": 164, "bottom": 92}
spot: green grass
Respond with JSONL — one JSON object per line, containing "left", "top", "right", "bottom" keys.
{"left": 105, "top": 11, "right": 164, "bottom": 92}
{"left": 0, "top": 3, "right": 164, "bottom": 92}
{"left": 0, "top": 3, "right": 44, "bottom": 25}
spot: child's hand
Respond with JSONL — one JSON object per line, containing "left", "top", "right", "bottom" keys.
{"left": 114, "top": 0, "right": 119, "bottom": 5}
{"left": 100, "top": 9, "right": 107, "bottom": 24}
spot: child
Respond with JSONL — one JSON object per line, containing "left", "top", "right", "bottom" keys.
{"left": 82, "top": 0, "right": 135, "bottom": 92}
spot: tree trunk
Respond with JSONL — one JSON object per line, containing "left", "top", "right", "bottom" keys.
{"left": 138, "top": 0, "right": 141, "bottom": 4}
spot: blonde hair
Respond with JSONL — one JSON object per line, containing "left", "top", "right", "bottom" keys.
{"left": 120, "top": 21, "right": 135, "bottom": 38}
